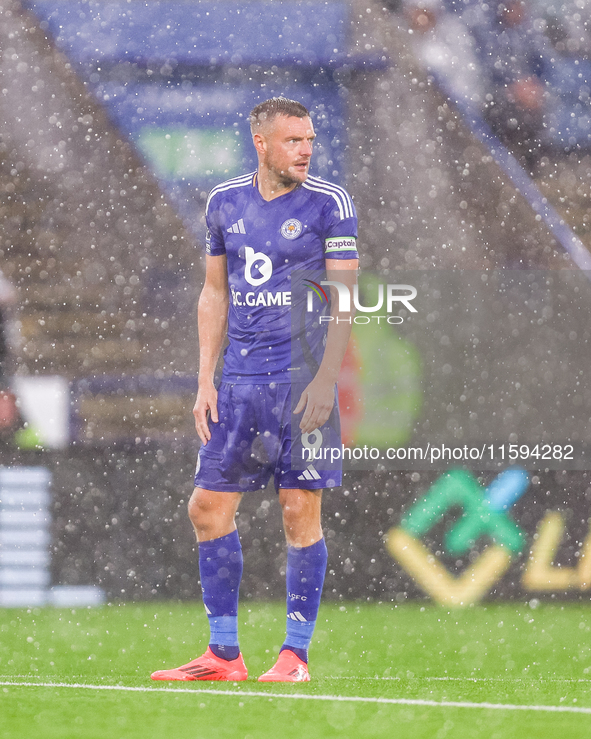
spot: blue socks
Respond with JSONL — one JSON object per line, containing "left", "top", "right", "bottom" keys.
{"left": 198, "top": 530, "right": 243, "bottom": 662}
{"left": 281, "top": 538, "right": 328, "bottom": 664}
{"left": 198, "top": 532, "right": 328, "bottom": 665}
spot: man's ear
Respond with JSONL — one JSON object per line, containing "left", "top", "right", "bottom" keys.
{"left": 253, "top": 132, "right": 266, "bottom": 156}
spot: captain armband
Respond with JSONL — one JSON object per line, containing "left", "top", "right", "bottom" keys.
{"left": 324, "top": 236, "right": 358, "bottom": 255}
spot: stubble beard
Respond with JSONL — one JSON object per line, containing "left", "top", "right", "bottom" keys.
{"left": 268, "top": 158, "right": 309, "bottom": 189}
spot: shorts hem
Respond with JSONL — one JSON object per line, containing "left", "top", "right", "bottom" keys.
{"left": 193, "top": 480, "right": 262, "bottom": 493}
{"left": 277, "top": 480, "right": 342, "bottom": 491}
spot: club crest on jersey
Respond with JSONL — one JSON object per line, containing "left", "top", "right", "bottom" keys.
{"left": 280, "top": 219, "right": 302, "bottom": 240}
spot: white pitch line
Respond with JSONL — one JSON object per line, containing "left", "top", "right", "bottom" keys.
{"left": 2, "top": 674, "right": 590, "bottom": 684}
{"left": 330, "top": 676, "right": 591, "bottom": 683}
{"left": 0, "top": 681, "right": 590, "bottom": 715}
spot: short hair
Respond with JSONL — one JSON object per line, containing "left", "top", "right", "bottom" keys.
{"left": 249, "top": 97, "right": 310, "bottom": 134}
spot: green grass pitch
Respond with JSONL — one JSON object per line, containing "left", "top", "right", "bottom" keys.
{"left": 1, "top": 601, "right": 591, "bottom": 738}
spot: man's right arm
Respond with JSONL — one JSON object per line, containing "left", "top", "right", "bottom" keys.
{"left": 193, "top": 254, "right": 229, "bottom": 444}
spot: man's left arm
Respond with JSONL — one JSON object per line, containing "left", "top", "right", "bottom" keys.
{"left": 294, "top": 258, "right": 358, "bottom": 433}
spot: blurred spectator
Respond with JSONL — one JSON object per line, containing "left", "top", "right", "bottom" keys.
{"left": 532, "top": 0, "right": 591, "bottom": 151}
{"left": 0, "top": 271, "right": 21, "bottom": 443}
{"left": 533, "top": 0, "right": 591, "bottom": 59}
{"left": 404, "top": 0, "right": 438, "bottom": 34}
{"left": 399, "top": 0, "right": 591, "bottom": 159}
{"left": 0, "top": 271, "right": 41, "bottom": 449}
{"left": 0, "top": 270, "right": 17, "bottom": 384}
{"left": 463, "top": 0, "right": 549, "bottom": 168}
{"left": 402, "top": 0, "right": 482, "bottom": 100}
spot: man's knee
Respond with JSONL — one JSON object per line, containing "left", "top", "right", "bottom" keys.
{"left": 280, "top": 488, "right": 322, "bottom": 540}
{"left": 188, "top": 487, "right": 241, "bottom": 541}
{"left": 280, "top": 487, "right": 321, "bottom": 510}
{"left": 187, "top": 488, "right": 209, "bottom": 528}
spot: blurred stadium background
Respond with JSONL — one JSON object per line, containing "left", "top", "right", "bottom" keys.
{"left": 1, "top": 0, "right": 591, "bottom": 610}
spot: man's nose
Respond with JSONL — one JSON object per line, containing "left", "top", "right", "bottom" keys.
{"left": 300, "top": 140, "right": 313, "bottom": 156}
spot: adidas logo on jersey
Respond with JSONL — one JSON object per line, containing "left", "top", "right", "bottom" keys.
{"left": 227, "top": 219, "right": 246, "bottom": 234}
{"left": 297, "top": 465, "right": 321, "bottom": 481}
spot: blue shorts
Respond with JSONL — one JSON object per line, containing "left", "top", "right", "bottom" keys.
{"left": 194, "top": 382, "right": 342, "bottom": 493}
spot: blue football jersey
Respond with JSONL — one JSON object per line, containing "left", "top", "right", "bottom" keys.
{"left": 205, "top": 172, "right": 358, "bottom": 383}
